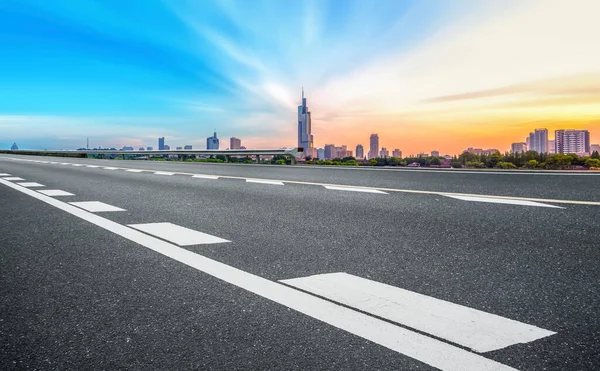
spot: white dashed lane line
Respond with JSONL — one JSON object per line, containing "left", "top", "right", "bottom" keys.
{"left": 126, "top": 169, "right": 144, "bottom": 173}
{"left": 37, "top": 190, "right": 75, "bottom": 196}
{"left": 103, "top": 167, "right": 118, "bottom": 170}
{"left": 69, "top": 201, "right": 126, "bottom": 212}
{"left": 246, "top": 179, "right": 285, "bottom": 185}
{"left": 128, "top": 222, "right": 230, "bottom": 246}
{"left": 153, "top": 171, "right": 175, "bottom": 176}
{"left": 192, "top": 174, "right": 219, "bottom": 180}
{"left": 445, "top": 195, "right": 565, "bottom": 209}
{"left": 324, "top": 185, "right": 389, "bottom": 194}
{"left": 86, "top": 165, "right": 100, "bottom": 168}
{"left": 17, "top": 182, "right": 45, "bottom": 187}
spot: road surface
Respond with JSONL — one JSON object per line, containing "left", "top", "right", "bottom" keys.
{"left": 1, "top": 154, "right": 599, "bottom": 370}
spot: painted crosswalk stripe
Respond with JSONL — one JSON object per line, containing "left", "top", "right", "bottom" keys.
{"left": 246, "top": 179, "right": 284, "bottom": 185}
{"left": 153, "top": 171, "right": 174, "bottom": 176}
{"left": 38, "top": 190, "right": 75, "bottom": 196}
{"left": 192, "top": 174, "right": 219, "bottom": 180}
{"left": 444, "top": 195, "right": 564, "bottom": 209}
{"left": 281, "top": 272, "right": 555, "bottom": 353}
{"left": 69, "top": 201, "right": 126, "bottom": 212}
{"left": 3, "top": 177, "right": 25, "bottom": 181}
{"left": 126, "top": 169, "right": 144, "bottom": 173}
{"left": 324, "top": 185, "right": 388, "bottom": 194}
{"left": 17, "top": 182, "right": 45, "bottom": 187}
{"left": 128, "top": 222, "right": 230, "bottom": 246}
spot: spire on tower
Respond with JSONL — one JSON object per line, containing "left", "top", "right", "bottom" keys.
{"left": 302, "top": 86, "right": 304, "bottom": 99}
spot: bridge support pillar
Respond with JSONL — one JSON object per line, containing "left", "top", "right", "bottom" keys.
{"left": 255, "top": 155, "right": 260, "bottom": 164}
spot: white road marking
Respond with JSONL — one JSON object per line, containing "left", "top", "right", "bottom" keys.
{"left": 86, "top": 165, "right": 100, "bottom": 168}
{"left": 153, "top": 171, "right": 174, "bottom": 176}
{"left": 0, "top": 177, "right": 519, "bottom": 371}
{"left": 324, "top": 185, "right": 389, "bottom": 194}
{"left": 128, "top": 222, "right": 230, "bottom": 246}
{"left": 281, "top": 272, "right": 555, "bottom": 353}
{"left": 445, "top": 195, "right": 565, "bottom": 209}
{"left": 60, "top": 163, "right": 70, "bottom": 165}
{"left": 17, "top": 182, "right": 45, "bottom": 187}
{"left": 0, "top": 173, "right": 11, "bottom": 176}
{"left": 246, "top": 179, "right": 284, "bottom": 185}
{"left": 37, "top": 189, "right": 75, "bottom": 196}
{"left": 103, "top": 167, "right": 118, "bottom": 170}
{"left": 3, "top": 177, "right": 25, "bottom": 181}
{"left": 192, "top": 174, "right": 219, "bottom": 180}
{"left": 126, "top": 169, "right": 144, "bottom": 173}
{"left": 71, "top": 164, "right": 84, "bottom": 167}
{"left": 69, "top": 201, "right": 126, "bottom": 212}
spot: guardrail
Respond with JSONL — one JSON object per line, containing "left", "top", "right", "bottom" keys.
{"left": 0, "top": 148, "right": 304, "bottom": 164}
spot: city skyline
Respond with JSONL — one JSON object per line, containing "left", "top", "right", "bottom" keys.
{"left": 0, "top": 0, "right": 599, "bottom": 153}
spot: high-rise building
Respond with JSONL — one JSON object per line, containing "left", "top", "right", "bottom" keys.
{"left": 591, "top": 144, "right": 600, "bottom": 153}
{"left": 147, "top": 146, "right": 153, "bottom": 151}
{"left": 230, "top": 137, "right": 241, "bottom": 149}
{"left": 379, "top": 147, "right": 389, "bottom": 158}
{"left": 207, "top": 131, "right": 219, "bottom": 150}
{"left": 355, "top": 144, "right": 364, "bottom": 159}
{"left": 511, "top": 142, "right": 527, "bottom": 153}
{"left": 555, "top": 129, "right": 590, "bottom": 155}
{"left": 548, "top": 140, "right": 556, "bottom": 154}
{"left": 431, "top": 150, "right": 440, "bottom": 157}
{"left": 369, "top": 134, "right": 379, "bottom": 159}
{"left": 10, "top": 142, "right": 18, "bottom": 150}
{"left": 158, "top": 137, "right": 165, "bottom": 150}
{"left": 527, "top": 128, "right": 549, "bottom": 153}
{"left": 324, "top": 144, "right": 335, "bottom": 159}
{"left": 392, "top": 149, "right": 402, "bottom": 158}
{"left": 317, "top": 148, "right": 325, "bottom": 160}
{"left": 164, "top": 145, "right": 170, "bottom": 150}
{"left": 297, "top": 88, "right": 314, "bottom": 156}
{"left": 334, "top": 145, "right": 348, "bottom": 159}
{"left": 184, "top": 145, "right": 192, "bottom": 150}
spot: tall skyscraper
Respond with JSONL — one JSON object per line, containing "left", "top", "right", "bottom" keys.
{"left": 207, "top": 131, "right": 219, "bottom": 150}
{"left": 527, "top": 128, "right": 548, "bottom": 153}
{"left": 355, "top": 144, "right": 364, "bottom": 159}
{"left": 379, "top": 147, "right": 389, "bottom": 158}
{"left": 548, "top": 140, "right": 556, "bottom": 154}
{"left": 392, "top": 149, "right": 402, "bottom": 158}
{"left": 230, "top": 137, "right": 241, "bottom": 149}
{"left": 297, "top": 88, "right": 314, "bottom": 156}
{"left": 369, "top": 134, "right": 379, "bottom": 159}
{"left": 158, "top": 137, "right": 165, "bottom": 150}
{"left": 555, "top": 129, "right": 590, "bottom": 154}
{"left": 317, "top": 148, "right": 325, "bottom": 160}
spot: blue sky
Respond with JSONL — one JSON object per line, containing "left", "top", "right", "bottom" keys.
{"left": 1, "top": 0, "right": 599, "bottom": 153}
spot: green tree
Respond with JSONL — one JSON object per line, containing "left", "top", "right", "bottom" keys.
{"left": 591, "top": 150, "right": 600, "bottom": 159}
{"left": 585, "top": 158, "right": 600, "bottom": 168}
{"left": 430, "top": 157, "right": 441, "bottom": 166}
{"left": 526, "top": 159, "right": 538, "bottom": 169}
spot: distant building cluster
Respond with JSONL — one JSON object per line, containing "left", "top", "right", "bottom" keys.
{"left": 509, "top": 128, "right": 593, "bottom": 156}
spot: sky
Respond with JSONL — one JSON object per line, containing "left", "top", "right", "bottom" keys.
{"left": 1, "top": 0, "right": 599, "bottom": 155}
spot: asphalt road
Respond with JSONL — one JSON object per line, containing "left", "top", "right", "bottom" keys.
{"left": 1, "top": 154, "right": 599, "bottom": 370}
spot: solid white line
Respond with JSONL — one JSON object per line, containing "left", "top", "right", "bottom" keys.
{"left": 17, "top": 182, "right": 45, "bottom": 187}
{"left": 246, "top": 179, "right": 284, "bottom": 185}
{"left": 37, "top": 189, "right": 75, "bottom": 196}
{"left": 128, "top": 222, "right": 230, "bottom": 246}
{"left": 281, "top": 273, "right": 555, "bottom": 353}
{"left": 192, "top": 174, "right": 219, "bottom": 180}
{"left": 126, "top": 169, "right": 144, "bottom": 173}
{"left": 445, "top": 195, "right": 565, "bottom": 209}
{"left": 69, "top": 201, "right": 126, "bottom": 212}
{"left": 0, "top": 177, "right": 518, "bottom": 371}
{"left": 153, "top": 171, "right": 174, "bottom": 176}
{"left": 103, "top": 167, "right": 118, "bottom": 170}
{"left": 3, "top": 177, "right": 25, "bottom": 181}
{"left": 324, "top": 185, "right": 389, "bottom": 194}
